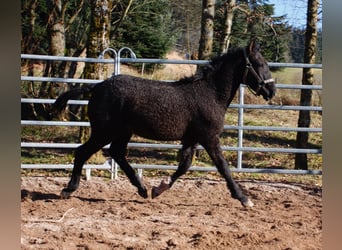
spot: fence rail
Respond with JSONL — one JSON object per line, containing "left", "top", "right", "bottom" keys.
{"left": 21, "top": 120, "right": 322, "bottom": 132}
{"left": 21, "top": 51, "right": 322, "bottom": 178}
{"left": 21, "top": 142, "right": 322, "bottom": 154}
{"left": 21, "top": 53, "right": 323, "bottom": 68}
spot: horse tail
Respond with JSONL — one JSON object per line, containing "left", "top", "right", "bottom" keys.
{"left": 53, "top": 85, "right": 94, "bottom": 114}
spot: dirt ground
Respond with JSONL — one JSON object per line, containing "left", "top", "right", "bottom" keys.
{"left": 21, "top": 176, "right": 322, "bottom": 250}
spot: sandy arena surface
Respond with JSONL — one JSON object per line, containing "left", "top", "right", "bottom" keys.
{"left": 21, "top": 176, "right": 321, "bottom": 249}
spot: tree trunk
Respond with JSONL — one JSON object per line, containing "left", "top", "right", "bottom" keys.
{"left": 36, "top": 0, "right": 67, "bottom": 120}
{"left": 21, "top": 0, "right": 39, "bottom": 120}
{"left": 49, "top": 0, "right": 66, "bottom": 79}
{"left": 220, "top": 0, "right": 236, "bottom": 54}
{"left": 50, "top": 0, "right": 66, "bottom": 58}
{"left": 295, "top": 0, "right": 319, "bottom": 170}
{"left": 21, "top": 0, "right": 39, "bottom": 56}
{"left": 79, "top": 0, "right": 113, "bottom": 143}
{"left": 198, "top": 0, "right": 215, "bottom": 60}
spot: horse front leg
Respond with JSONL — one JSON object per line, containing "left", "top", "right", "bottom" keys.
{"left": 152, "top": 143, "right": 197, "bottom": 198}
{"left": 202, "top": 137, "right": 254, "bottom": 207}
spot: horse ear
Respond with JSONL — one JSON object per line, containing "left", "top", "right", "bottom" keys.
{"left": 248, "top": 38, "right": 260, "bottom": 55}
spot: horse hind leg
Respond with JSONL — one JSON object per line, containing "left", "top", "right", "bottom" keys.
{"left": 61, "top": 134, "right": 110, "bottom": 199}
{"left": 152, "top": 143, "right": 197, "bottom": 198}
{"left": 109, "top": 137, "right": 148, "bottom": 199}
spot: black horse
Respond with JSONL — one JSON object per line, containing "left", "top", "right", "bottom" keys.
{"left": 53, "top": 39, "right": 275, "bottom": 207}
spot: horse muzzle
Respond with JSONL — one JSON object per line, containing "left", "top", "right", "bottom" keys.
{"left": 258, "top": 78, "right": 276, "bottom": 101}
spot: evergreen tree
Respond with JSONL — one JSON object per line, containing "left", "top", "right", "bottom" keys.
{"left": 316, "top": 28, "right": 322, "bottom": 63}
{"left": 290, "top": 27, "right": 322, "bottom": 63}
{"left": 21, "top": 0, "right": 88, "bottom": 57}
{"left": 21, "top": 0, "right": 321, "bottom": 65}
{"left": 170, "top": 0, "right": 202, "bottom": 57}
{"left": 214, "top": 0, "right": 291, "bottom": 63}
{"left": 112, "top": 0, "right": 176, "bottom": 59}
{"left": 289, "top": 28, "right": 305, "bottom": 63}
{"left": 21, "top": 0, "right": 50, "bottom": 55}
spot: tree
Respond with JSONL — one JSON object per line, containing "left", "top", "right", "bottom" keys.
{"left": 198, "top": 0, "right": 215, "bottom": 60}
{"left": 218, "top": 0, "right": 236, "bottom": 54}
{"left": 289, "top": 28, "right": 306, "bottom": 63}
{"left": 315, "top": 28, "right": 322, "bottom": 63}
{"left": 113, "top": 0, "right": 175, "bottom": 60}
{"left": 83, "top": 0, "right": 112, "bottom": 79}
{"left": 215, "top": 0, "right": 290, "bottom": 63}
{"left": 170, "top": 0, "right": 202, "bottom": 58}
{"left": 21, "top": 0, "right": 49, "bottom": 55}
{"left": 78, "top": 0, "right": 113, "bottom": 143}
{"left": 21, "top": 0, "right": 86, "bottom": 120}
{"left": 35, "top": 0, "right": 68, "bottom": 119}
{"left": 295, "top": 0, "right": 319, "bottom": 170}
{"left": 289, "top": 27, "right": 322, "bottom": 63}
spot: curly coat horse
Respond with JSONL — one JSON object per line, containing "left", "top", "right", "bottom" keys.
{"left": 53, "top": 40, "right": 275, "bottom": 207}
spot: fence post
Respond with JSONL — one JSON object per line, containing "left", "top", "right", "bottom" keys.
{"left": 86, "top": 168, "right": 91, "bottom": 180}
{"left": 114, "top": 160, "right": 119, "bottom": 180}
{"left": 138, "top": 168, "right": 143, "bottom": 179}
{"left": 237, "top": 85, "right": 245, "bottom": 169}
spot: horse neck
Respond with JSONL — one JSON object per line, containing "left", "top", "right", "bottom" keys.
{"left": 225, "top": 81, "right": 240, "bottom": 106}
{"left": 213, "top": 53, "right": 243, "bottom": 107}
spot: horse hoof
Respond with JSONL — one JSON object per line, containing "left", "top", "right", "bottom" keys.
{"left": 151, "top": 186, "right": 160, "bottom": 199}
{"left": 138, "top": 188, "right": 148, "bottom": 199}
{"left": 242, "top": 199, "right": 254, "bottom": 207}
{"left": 151, "top": 180, "right": 170, "bottom": 199}
{"left": 60, "top": 189, "right": 72, "bottom": 199}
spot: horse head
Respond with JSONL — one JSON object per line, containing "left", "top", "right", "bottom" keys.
{"left": 242, "top": 39, "right": 276, "bottom": 101}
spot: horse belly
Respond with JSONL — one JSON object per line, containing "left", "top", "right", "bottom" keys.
{"left": 123, "top": 100, "right": 189, "bottom": 141}
{"left": 129, "top": 114, "right": 188, "bottom": 141}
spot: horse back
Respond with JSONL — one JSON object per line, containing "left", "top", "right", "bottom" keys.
{"left": 88, "top": 75, "right": 193, "bottom": 140}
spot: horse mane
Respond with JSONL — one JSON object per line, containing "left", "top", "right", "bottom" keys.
{"left": 175, "top": 47, "right": 244, "bottom": 86}
{"left": 209, "top": 47, "right": 244, "bottom": 70}
{"left": 175, "top": 75, "right": 199, "bottom": 85}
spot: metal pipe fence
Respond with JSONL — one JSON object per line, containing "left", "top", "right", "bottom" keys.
{"left": 21, "top": 50, "right": 322, "bottom": 179}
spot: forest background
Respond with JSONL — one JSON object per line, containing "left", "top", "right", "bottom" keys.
{"left": 21, "top": 0, "right": 322, "bottom": 170}
{"left": 21, "top": 0, "right": 322, "bottom": 65}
